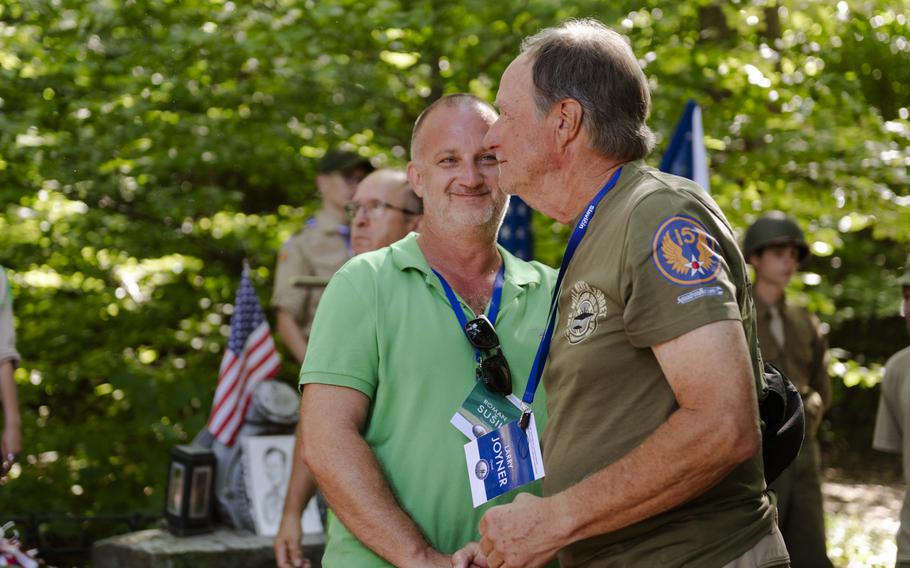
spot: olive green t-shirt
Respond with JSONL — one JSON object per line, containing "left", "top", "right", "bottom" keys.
{"left": 542, "top": 162, "right": 773, "bottom": 567}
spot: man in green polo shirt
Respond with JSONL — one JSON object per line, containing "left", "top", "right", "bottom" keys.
{"left": 298, "top": 94, "right": 555, "bottom": 566}
{"left": 470, "top": 19, "right": 786, "bottom": 568}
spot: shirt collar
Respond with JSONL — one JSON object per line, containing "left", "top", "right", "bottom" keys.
{"left": 390, "top": 232, "right": 542, "bottom": 289}
{"left": 310, "top": 210, "right": 349, "bottom": 236}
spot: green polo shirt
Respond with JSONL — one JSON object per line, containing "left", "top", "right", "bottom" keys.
{"left": 301, "top": 233, "right": 556, "bottom": 567}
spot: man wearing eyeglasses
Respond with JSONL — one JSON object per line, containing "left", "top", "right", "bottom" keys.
{"left": 466, "top": 19, "right": 786, "bottom": 568}
{"left": 271, "top": 149, "right": 373, "bottom": 366}
{"left": 297, "top": 94, "right": 555, "bottom": 567}
{"left": 346, "top": 169, "right": 423, "bottom": 255}
{"left": 273, "top": 168, "right": 422, "bottom": 568}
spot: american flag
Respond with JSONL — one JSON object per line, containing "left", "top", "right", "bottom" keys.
{"left": 498, "top": 196, "right": 534, "bottom": 261}
{"left": 207, "top": 264, "right": 282, "bottom": 446}
{"left": 659, "top": 99, "right": 710, "bottom": 193}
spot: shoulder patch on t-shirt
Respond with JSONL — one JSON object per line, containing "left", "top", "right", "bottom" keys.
{"left": 565, "top": 281, "right": 607, "bottom": 345}
{"left": 651, "top": 215, "right": 722, "bottom": 287}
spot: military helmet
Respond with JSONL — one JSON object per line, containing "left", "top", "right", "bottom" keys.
{"left": 899, "top": 254, "right": 910, "bottom": 287}
{"left": 743, "top": 212, "right": 809, "bottom": 261}
{"left": 317, "top": 149, "right": 373, "bottom": 175}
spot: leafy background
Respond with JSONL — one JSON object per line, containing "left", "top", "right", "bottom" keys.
{"left": 1, "top": 0, "right": 908, "bottom": 563}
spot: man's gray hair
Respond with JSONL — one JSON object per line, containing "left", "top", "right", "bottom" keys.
{"left": 521, "top": 19, "right": 655, "bottom": 161}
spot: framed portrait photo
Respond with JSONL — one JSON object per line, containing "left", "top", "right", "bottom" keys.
{"left": 242, "top": 435, "right": 324, "bottom": 537}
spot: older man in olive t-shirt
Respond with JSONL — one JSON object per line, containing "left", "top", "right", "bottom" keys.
{"left": 460, "top": 19, "right": 786, "bottom": 568}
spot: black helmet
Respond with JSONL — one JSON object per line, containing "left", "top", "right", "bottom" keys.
{"left": 317, "top": 149, "right": 373, "bottom": 176}
{"left": 743, "top": 212, "right": 809, "bottom": 261}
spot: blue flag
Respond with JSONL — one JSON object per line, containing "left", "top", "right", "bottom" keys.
{"left": 660, "top": 100, "right": 710, "bottom": 193}
{"left": 498, "top": 196, "right": 534, "bottom": 260}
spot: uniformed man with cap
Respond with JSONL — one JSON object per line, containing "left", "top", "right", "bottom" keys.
{"left": 271, "top": 149, "right": 373, "bottom": 365}
{"left": 743, "top": 212, "right": 833, "bottom": 568}
{"left": 873, "top": 254, "right": 910, "bottom": 568}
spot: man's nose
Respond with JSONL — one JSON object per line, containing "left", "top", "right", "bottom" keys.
{"left": 483, "top": 120, "right": 500, "bottom": 150}
{"left": 460, "top": 161, "right": 483, "bottom": 188}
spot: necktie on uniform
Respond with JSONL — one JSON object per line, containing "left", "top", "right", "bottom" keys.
{"left": 768, "top": 304, "right": 786, "bottom": 348}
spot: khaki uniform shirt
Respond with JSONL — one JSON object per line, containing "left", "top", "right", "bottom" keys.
{"left": 753, "top": 295, "right": 830, "bottom": 435}
{"left": 873, "top": 345, "right": 910, "bottom": 563}
{"left": 542, "top": 162, "right": 773, "bottom": 567}
{"left": 0, "top": 268, "right": 20, "bottom": 367}
{"left": 271, "top": 212, "right": 351, "bottom": 337}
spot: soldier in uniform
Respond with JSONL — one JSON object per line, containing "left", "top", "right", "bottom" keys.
{"left": 464, "top": 18, "right": 786, "bottom": 568}
{"left": 873, "top": 254, "right": 910, "bottom": 568}
{"left": 743, "top": 212, "right": 833, "bottom": 568}
{"left": 271, "top": 149, "right": 373, "bottom": 365}
{"left": 0, "top": 266, "right": 21, "bottom": 476}
{"left": 273, "top": 168, "right": 422, "bottom": 568}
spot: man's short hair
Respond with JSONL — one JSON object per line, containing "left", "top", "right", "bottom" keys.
{"left": 410, "top": 94, "right": 497, "bottom": 161}
{"left": 521, "top": 19, "right": 655, "bottom": 161}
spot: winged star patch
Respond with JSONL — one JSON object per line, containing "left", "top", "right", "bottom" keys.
{"left": 651, "top": 215, "right": 722, "bottom": 286}
{"left": 566, "top": 281, "right": 607, "bottom": 345}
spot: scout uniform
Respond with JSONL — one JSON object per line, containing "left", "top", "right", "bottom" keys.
{"left": 272, "top": 149, "right": 372, "bottom": 339}
{"left": 543, "top": 162, "right": 778, "bottom": 567}
{"left": 873, "top": 254, "right": 910, "bottom": 567}
{"left": 271, "top": 212, "right": 351, "bottom": 338}
{"left": 744, "top": 213, "right": 833, "bottom": 568}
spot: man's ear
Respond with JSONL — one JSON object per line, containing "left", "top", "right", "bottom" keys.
{"left": 552, "top": 99, "right": 584, "bottom": 150}
{"left": 406, "top": 162, "right": 424, "bottom": 198}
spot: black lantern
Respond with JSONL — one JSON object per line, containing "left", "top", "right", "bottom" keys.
{"left": 165, "top": 444, "right": 216, "bottom": 536}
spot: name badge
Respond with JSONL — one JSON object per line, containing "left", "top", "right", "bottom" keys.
{"left": 451, "top": 382, "right": 523, "bottom": 439}
{"left": 463, "top": 415, "right": 545, "bottom": 507}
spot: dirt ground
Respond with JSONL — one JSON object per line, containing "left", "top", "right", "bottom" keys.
{"left": 823, "top": 476, "right": 904, "bottom": 567}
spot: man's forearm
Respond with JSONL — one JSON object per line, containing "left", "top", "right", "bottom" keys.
{"left": 282, "top": 420, "right": 318, "bottom": 523}
{"left": 549, "top": 401, "right": 760, "bottom": 547}
{"left": 276, "top": 310, "right": 309, "bottom": 365}
{"left": 0, "top": 361, "right": 18, "bottom": 425}
{"left": 301, "top": 393, "right": 443, "bottom": 567}
{"left": 544, "top": 320, "right": 762, "bottom": 548}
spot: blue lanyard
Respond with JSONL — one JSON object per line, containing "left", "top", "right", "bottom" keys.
{"left": 433, "top": 263, "right": 505, "bottom": 360}
{"left": 519, "top": 168, "right": 623, "bottom": 425}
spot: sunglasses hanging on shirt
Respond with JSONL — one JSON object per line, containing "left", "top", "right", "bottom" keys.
{"left": 464, "top": 315, "right": 513, "bottom": 396}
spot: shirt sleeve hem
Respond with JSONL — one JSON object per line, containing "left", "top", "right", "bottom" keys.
{"left": 0, "top": 351, "right": 20, "bottom": 368}
{"left": 626, "top": 307, "right": 741, "bottom": 348}
{"left": 299, "top": 371, "right": 376, "bottom": 400}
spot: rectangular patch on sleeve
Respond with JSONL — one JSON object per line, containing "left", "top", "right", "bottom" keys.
{"left": 676, "top": 286, "right": 724, "bottom": 305}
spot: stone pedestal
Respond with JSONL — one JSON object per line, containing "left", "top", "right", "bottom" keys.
{"left": 91, "top": 527, "right": 324, "bottom": 568}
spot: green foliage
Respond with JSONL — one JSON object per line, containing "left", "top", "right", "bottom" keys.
{"left": 0, "top": 0, "right": 908, "bottom": 543}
